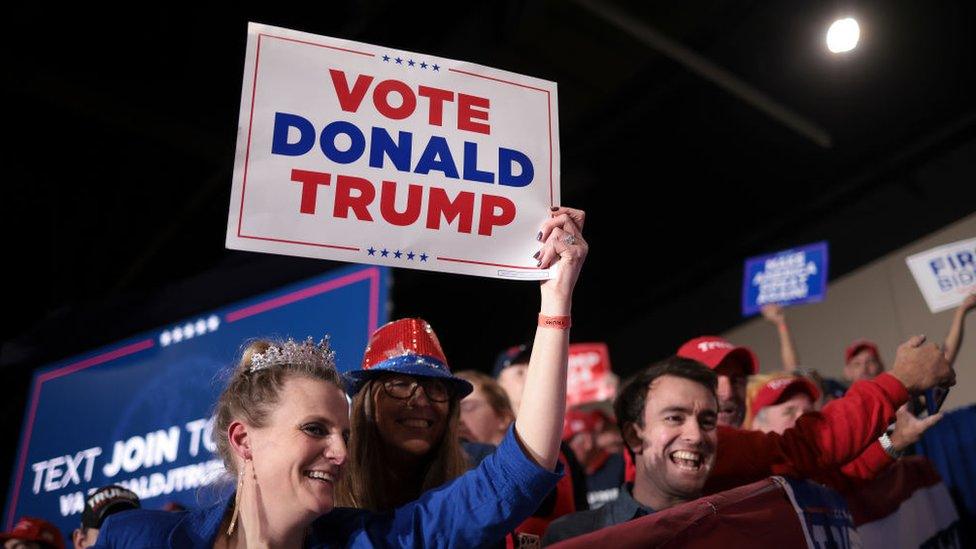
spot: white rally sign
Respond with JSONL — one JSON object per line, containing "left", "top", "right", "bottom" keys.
{"left": 227, "top": 23, "right": 559, "bottom": 279}
{"left": 905, "top": 237, "right": 976, "bottom": 313}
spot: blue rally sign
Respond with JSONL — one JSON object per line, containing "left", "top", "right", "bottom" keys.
{"left": 4, "top": 264, "right": 388, "bottom": 536}
{"left": 742, "top": 242, "right": 828, "bottom": 316}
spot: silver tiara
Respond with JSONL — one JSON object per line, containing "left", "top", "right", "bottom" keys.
{"left": 249, "top": 336, "right": 336, "bottom": 373}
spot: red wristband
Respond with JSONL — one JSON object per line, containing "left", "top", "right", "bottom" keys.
{"left": 538, "top": 314, "right": 571, "bottom": 330}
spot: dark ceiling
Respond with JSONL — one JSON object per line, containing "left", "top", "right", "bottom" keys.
{"left": 3, "top": 0, "right": 976, "bottom": 498}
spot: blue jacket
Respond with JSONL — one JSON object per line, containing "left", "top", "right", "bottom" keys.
{"left": 94, "top": 427, "right": 562, "bottom": 548}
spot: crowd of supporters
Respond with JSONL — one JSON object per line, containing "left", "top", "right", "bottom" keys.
{"left": 3, "top": 210, "right": 972, "bottom": 548}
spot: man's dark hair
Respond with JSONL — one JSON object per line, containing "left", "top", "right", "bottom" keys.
{"left": 613, "top": 356, "right": 718, "bottom": 455}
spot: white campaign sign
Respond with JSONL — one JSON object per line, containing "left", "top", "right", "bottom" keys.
{"left": 905, "top": 237, "right": 976, "bottom": 313}
{"left": 226, "top": 23, "right": 560, "bottom": 279}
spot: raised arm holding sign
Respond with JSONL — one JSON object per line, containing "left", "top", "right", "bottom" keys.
{"left": 944, "top": 292, "right": 976, "bottom": 366}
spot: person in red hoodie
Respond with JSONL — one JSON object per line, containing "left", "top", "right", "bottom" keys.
{"left": 543, "top": 335, "right": 953, "bottom": 545}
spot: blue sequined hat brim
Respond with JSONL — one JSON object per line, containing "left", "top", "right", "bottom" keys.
{"left": 344, "top": 354, "right": 474, "bottom": 398}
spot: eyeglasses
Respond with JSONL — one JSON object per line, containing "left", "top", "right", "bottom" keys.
{"left": 382, "top": 377, "right": 452, "bottom": 403}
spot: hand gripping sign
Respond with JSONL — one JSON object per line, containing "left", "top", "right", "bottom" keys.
{"left": 226, "top": 23, "right": 560, "bottom": 280}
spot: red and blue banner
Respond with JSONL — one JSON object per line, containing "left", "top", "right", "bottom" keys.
{"left": 3, "top": 264, "right": 388, "bottom": 537}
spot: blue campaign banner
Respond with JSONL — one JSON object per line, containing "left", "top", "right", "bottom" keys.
{"left": 3, "top": 264, "right": 389, "bottom": 536}
{"left": 742, "top": 241, "right": 829, "bottom": 316}
{"left": 779, "top": 476, "right": 859, "bottom": 548}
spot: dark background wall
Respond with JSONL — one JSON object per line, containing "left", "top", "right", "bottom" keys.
{"left": 4, "top": 0, "right": 976, "bottom": 509}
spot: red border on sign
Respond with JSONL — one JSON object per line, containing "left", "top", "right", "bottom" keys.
{"left": 4, "top": 266, "right": 382, "bottom": 529}
{"left": 448, "top": 68, "right": 554, "bottom": 210}
{"left": 436, "top": 256, "right": 540, "bottom": 270}
{"left": 235, "top": 33, "right": 554, "bottom": 270}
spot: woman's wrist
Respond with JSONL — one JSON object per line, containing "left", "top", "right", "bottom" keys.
{"left": 540, "top": 292, "right": 571, "bottom": 317}
{"left": 538, "top": 313, "right": 571, "bottom": 330}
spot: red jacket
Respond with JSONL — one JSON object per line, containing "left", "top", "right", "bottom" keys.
{"left": 705, "top": 372, "right": 908, "bottom": 494}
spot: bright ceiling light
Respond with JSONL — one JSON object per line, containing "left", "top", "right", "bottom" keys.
{"left": 826, "top": 18, "right": 860, "bottom": 53}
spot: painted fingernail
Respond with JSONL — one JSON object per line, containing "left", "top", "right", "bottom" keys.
{"left": 537, "top": 260, "right": 542, "bottom": 267}
{"left": 550, "top": 206, "right": 559, "bottom": 211}
{"left": 533, "top": 250, "right": 540, "bottom": 259}
{"left": 536, "top": 231, "right": 542, "bottom": 241}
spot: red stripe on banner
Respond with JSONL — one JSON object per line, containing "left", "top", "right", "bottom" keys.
{"left": 6, "top": 339, "right": 155, "bottom": 530}
{"left": 845, "top": 456, "right": 943, "bottom": 525}
{"left": 225, "top": 267, "right": 379, "bottom": 323}
{"left": 37, "top": 340, "right": 156, "bottom": 383}
{"left": 436, "top": 256, "right": 541, "bottom": 270}
{"left": 264, "top": 34, "right": 375, "bottom": 57}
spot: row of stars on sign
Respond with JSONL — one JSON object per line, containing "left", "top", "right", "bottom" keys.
{"left": 382, "top": 55, "right": 440, "bottom": 71}
{"left": 159, "top": 315, "right": 221, "bottom": 346}
{"left": 367, "top": 247, "right": 429, "bottom": 261}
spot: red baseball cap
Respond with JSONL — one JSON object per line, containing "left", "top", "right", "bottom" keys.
{"left": 677, "top": 336, "right": 759, "bottom": 375}
{"left": 845, "top": 339, "right": 881, "bottom": 363}
{"left": 0, "top": 517, "right": 65, "bottom": 549}
{"left": 562, "top": 409, "right": 603, "bottom": 441}
{"left": 751, "top": 376, "right": 821, "bottom": 417}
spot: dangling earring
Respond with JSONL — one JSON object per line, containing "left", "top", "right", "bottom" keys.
{"left": 227, "top": 465, "right": 245, "bottom": 536}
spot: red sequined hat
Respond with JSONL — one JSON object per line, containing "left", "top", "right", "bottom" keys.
{"left": 344, "top": 318, "right": 474, "bottom": 397}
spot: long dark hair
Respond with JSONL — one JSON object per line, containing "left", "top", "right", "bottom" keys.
{"left": 336, "top": 378, "right": 470, "bottom": 511}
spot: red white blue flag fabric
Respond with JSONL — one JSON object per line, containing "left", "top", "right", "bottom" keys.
{"left": 549, "top": 478, "right": 818, "bottom": 548}
{"left": 845, "top": 456, "right": 960, "bottom": 548}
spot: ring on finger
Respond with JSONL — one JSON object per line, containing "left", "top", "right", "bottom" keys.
{"left": 561, "top": 234, "right": 577, "bottom": 246}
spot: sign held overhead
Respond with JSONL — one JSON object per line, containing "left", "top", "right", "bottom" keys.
{"left": 905, "top": 237, "right": 976, "bottom": 313}
{"left": 227, "top": 23, "right": 560, "bottom": 280}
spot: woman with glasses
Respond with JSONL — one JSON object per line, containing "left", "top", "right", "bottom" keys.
{"left": 318, "top": 206, "right": 587, "bottom": 545}
{"left": 336, "top": 317, "right": 476, "bottom": 511}
{"left": 94, "top": 207, "right": 587, "bottom": 548}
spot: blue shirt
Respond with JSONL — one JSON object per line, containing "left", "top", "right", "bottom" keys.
{"left": 584, "top": 453, "right": 625, "bottom": 509}
{"left": 94, "top": 426, "right": 562, "bottom": 548}
{"left": 542, "top": 483, "right": 652, "bottom": 546}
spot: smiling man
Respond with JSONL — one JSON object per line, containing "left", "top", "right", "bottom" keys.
{"left": 543, "top": 334, "right": 955, "bottom": 545}
{"left": 543, "top": 357, "right": 717, "bottom": 544}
